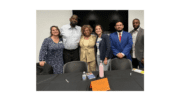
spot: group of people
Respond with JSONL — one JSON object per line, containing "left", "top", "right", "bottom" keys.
{"left": 39, "top": 14, "right": 144, "bottom": 74}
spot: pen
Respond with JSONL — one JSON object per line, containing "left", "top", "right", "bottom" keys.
{"left": 65, "top": 79, "right": 69, "bottom": 83}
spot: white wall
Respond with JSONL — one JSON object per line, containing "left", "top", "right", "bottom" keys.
{"left": 36, "top": 10, "right": 72, "bottom": 62}
{"left": 128, "top": 10, "right": 144, "bottom": 32}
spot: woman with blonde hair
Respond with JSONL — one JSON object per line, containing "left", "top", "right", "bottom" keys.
{"left": 79, "top": 25, "right": 96, "bottom": 73}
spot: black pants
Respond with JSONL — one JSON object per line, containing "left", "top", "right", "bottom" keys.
{"left": 132, "top": 58, "right": 139, "bottom": 68}
{"left": 63, "top": 48, "right": 80, "bottom": 64}
{"left": 112, "top": 55, "right": 127, "bottom": 59}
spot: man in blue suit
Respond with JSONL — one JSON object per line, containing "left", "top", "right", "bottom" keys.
{"left": 110, "top": 21, "right": 133, "bottom": 61}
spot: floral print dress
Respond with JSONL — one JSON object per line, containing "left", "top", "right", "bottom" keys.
{"left": 39, "top": 37, "right": 64, "bottom": 74}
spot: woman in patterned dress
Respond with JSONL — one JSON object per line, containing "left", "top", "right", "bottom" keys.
{"left": 39, "top": 26, "right": 64, "bottom": 74}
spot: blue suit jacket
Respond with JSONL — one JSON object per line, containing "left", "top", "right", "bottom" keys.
{"left": 95, "top": 34, "right": 113, "bottom": 61}
{"left": 110, "top": 31, "right": 133, "bottom": 61}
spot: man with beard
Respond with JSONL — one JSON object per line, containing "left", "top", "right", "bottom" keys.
{"left": 110, "top": 21, "right": 133, "bottom": 61}
{"left": 129, "top": 18, "right": 144, "bottom": 69}
{"left": 60, "top": 15, "right": 81, "bottom": 64}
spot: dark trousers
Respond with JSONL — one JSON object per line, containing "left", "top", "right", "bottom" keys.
{"left": 132, "top": 58, "right": 139, "bottom": 68}
{"left": 63, "top": 48, "right": 80, "bottom": 64}
{"left": 139, "top": 61, "right": 144, "bottom": 69}
{"left": 132, "top": 58, "right": 144, "bottom": 69}
{"left": 112, "top": 55, "right": 127, "bottom": 59}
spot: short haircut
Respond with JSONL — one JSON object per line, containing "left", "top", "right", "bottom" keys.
{"left": 71, "top": 14, "right": 78, "bottom": 19}
{"left": 133, "top": 18, "right": 140, "bottom": 23}
{"left": 115, "top": 21, "right": 124, "bottom": 26}
{"left": 81, "top": 25, "right": 93, "bottom": 35}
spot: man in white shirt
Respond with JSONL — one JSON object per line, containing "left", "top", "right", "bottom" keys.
{"left": 129, "top": 18, "right": 144, "bottom": 69}
{"left": 60, "top": 15, "right": 81, "bottom": 64}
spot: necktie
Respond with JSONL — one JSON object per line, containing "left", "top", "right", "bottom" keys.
{"left": 119, "top": 32, "right": 121, "bottom": 42}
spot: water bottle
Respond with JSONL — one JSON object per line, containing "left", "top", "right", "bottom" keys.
{"left": 82, "top": 71, "right": 87, "bottom": 81}
{"left": 99, "top": 60, "right": 104, "bottom": 78}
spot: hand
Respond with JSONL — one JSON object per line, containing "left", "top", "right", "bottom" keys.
{"left": 103, "top": 58, "right": 108, "bottom": 65}
{"left": 117, "top": 53, "right": 123, "bottom": 58}
{"left": 141, "top": 58, "right": 144, "bottom": 64}
{"left": 39, "top": 61, "right": 45, "bottom": 67}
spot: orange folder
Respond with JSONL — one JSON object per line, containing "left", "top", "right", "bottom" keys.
{"left": 91, "top": 78, "right": 110, "bottom": 91}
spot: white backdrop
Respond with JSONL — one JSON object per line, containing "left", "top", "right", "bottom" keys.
{"left": 128, "top": 10, "right": 144, "bottom": 32}
{"left": 36, "top": 10, "right": 72, "bottom": 62}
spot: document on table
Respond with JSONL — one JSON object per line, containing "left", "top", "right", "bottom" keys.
{"left": 132, "top": 68, "right": 144, "bottom": 74}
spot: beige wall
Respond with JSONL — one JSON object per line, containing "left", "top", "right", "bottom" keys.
{"left": 36, "top": 10, "right": 72, "bottom": 62}
{"left": 128, "top": 10, "right": 144, "bottom": 32}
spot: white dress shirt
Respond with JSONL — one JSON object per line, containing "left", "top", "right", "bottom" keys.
{"left": 132, "top": 27, "right": 140, "bottom": 58}
{"left": 117, "top": 31, "right": 123, "bottom": 39}
{"left": 116, "top": 31, "right": 125, "bottom": 56}
{"left": 60, "top": 24, "right": 81, "bottom": 50}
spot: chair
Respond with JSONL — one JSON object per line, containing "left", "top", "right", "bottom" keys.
{"left": 63, "top": 61, "right": 88, "bottom": 73}
{"left": 109, "top": 58, "right": 132, "bottom": 71}
{"left": 36, "top": 63, "right": 53, "bottom": 75}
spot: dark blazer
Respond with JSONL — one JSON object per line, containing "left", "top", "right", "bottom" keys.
{"left": 110, "top": 31, "right": 133, "bottom": 61}
{"left": 95, "top": 34, "right": 113, "bottom": 61}
{"left": 129, "top": 27, "right": 144, "bottom": 61}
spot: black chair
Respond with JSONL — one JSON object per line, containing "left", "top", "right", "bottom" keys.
{"left": 36, "top": 63, "right": 53, "bottom": 75}
{"left": 63, "top": 61, "right": 88, "bottom": 73}
{"left": 109, "top": 58, "right": 132, "bottom": 71}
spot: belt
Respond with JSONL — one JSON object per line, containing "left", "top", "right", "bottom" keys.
{"left": 64, "top": 48, "right": 78, "bottom": 51}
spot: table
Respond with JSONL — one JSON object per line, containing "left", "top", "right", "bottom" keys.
{"left": 36, "top": 69, "right": 144, "bottom": 91}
